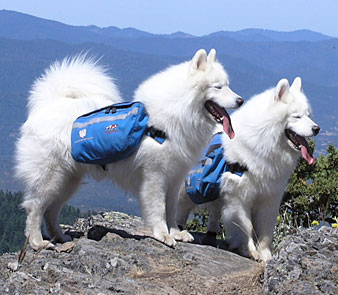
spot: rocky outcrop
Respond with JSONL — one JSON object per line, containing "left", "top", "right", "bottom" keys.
{"left": 264, "top": 226, "right": 338, "bottom": 295}
{"left": 0, "top": 212, "right": 263, "bottom": 295}
{"left": 0, "top": 212, "right": 337, "bottom": 294}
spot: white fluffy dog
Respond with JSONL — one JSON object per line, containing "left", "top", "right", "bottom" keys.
{"left": 15, "top": 49, "right": 243, "bottom": 250}
{"left": 177, "top": 77, "right": 320, "bottom": 262}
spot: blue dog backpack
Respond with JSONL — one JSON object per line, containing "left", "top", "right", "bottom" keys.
{"left": 71, "top": 101, "right": 151, "bottom": 165}
{"left": 185, "top": 133, "right": 247, "bottom": 205}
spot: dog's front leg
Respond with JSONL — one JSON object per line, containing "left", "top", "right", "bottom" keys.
{"left": 166, "top": 182, "right": 194, "bottom": 243}
{"left": 253, "top": 194, "right": 281, "bottom": 263}
{"left": 207, "top": 199, "right": 222, "bottom": 233}
{"left": 222, "top": 202, "right": 260, "bottom": 261}
{"left": 138, "top": 173, "right": 176, "bottom": 247}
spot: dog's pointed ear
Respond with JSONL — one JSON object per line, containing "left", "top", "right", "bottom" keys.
{"left": 275, "top": 78, "right": 289, "bottom": 102}
{"left": 207, "top": 49, "right": 216, "bottom": 63}
{"left": 290, "top": 77, "right": 302, "bottom": 91}
{"left": 190, "top": 49, "right": 207, "bottom": 72}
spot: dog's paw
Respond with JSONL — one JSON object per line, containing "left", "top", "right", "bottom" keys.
{"left": 30, "top": 239, "right": 55, "bottom": 251}
{"left": 248, "top": 249, "right": 261, "bottom": 262}
{"left": 246, "top": 239, "right": 261, "bottom": 261}
{"left": 258, "top": 248, "right": 272, "bottom": 264}
{"left": 153, "top": 231, "right": 177, "bottom": 247}
{"left": 234, "top": 244, "right": 260, "bottom": 262}
{"left": 171, "top": 229, "right": 194, "bottom": 243}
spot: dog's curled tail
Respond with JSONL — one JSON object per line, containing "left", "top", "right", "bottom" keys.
{"left": 27, "top": 54, "right": 121, "bottom": 112}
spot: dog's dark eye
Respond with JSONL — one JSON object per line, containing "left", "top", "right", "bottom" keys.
{"left": 293, "top": 115, "right": 301, "bottom": 119}
{"left": 213, "top": 85, "right": 222, "bottom": 90}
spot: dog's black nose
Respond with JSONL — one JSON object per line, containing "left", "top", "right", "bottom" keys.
{"left": 236, "top": 97, "right": 244, "bottom": 107}
{"left": 312, "top": 125, "right": 320, "bottom": 136}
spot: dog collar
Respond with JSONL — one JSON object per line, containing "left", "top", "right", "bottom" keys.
{"left": 146, "top": 126, "right": 166, "bottom": 144}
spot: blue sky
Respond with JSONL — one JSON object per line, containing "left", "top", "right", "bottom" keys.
{"left": 1, "top": 0, "right": 338, "bottom": 37}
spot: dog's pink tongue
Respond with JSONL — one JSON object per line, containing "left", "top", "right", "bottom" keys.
{"left": 301, "top": 145, "right": 315, "bottom": 165}
{"left": 222, "top": 110, "right": 235, "bottom": 139}
{"left": 298, "top": 136, "right": 315, "bottom": 165}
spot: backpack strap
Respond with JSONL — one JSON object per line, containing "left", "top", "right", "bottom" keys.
{"left": 205, "top": 143, "right": 222, "bottom": 158}
{"left": 226, "top": 162, "right": 248, "bottom": 176}
{"left": 146, "top": 126, "right": 166, "bottom": 144}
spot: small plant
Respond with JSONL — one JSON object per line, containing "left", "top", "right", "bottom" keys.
{"left": 185, "top": 210, "right": 226, "bottom": 239}
{"left": 185, "top": 211, "right": 209, "bottom": 233}
{"left": 272, "top": 211, "right": 300, "bottom": 252}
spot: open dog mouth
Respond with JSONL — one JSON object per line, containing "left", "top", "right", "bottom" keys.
{"left": 205, "top": 100, "right": 235, "bottom": 139}
{"left": 285, "top": 129, "right": 315, "bottom": 165}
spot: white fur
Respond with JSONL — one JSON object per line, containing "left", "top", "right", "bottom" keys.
{"left": 177, "top": 77, "right": 319, "bottom": 262}
{"left": 15, "top": 49, "right": 242, "bottom": 250}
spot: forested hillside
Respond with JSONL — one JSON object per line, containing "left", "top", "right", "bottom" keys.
{"left": 0, "top": 191, "right": 25, "bottom": 254}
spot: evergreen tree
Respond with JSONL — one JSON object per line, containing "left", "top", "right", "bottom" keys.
{"left": 0, "top": 190, "right": 26, "bottom": 254}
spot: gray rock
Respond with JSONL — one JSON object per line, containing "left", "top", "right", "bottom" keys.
{"left": 2, "top": 211, "right": 336, "bottom": 294}
{"left": 264, "top": 226, "right": 338, "bottom": 295}
{"left": 0, "top": 212, "right": 263, "bottom": 295}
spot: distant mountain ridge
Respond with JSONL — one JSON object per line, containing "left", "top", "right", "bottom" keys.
{"left": 0, "top": 9, "right": 334, "bottom": 42}
{"left": 0, "top": 9, "right": 195, "bottom": 41}
{"left": 206, "top": 28, "right": 333, "bottom": 42}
